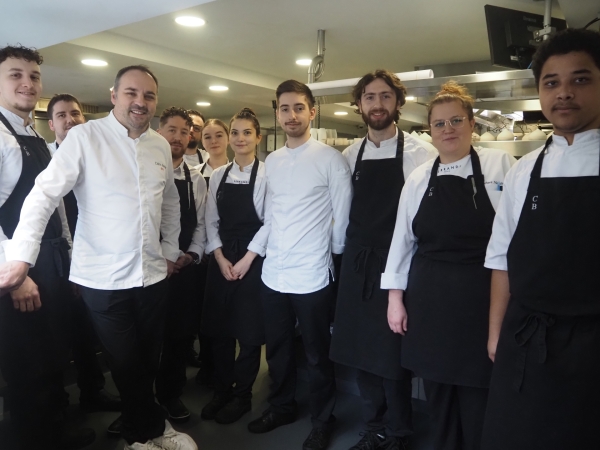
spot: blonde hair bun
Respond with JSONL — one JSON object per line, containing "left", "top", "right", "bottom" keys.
{"left": 438, "top": 80, "right": 470, "bottom": 97}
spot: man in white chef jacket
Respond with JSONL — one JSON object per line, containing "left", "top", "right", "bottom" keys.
{"left": 0, "top": 65, "right": 198, "bottom": 450}
{"left": 247, "top": 79, "right": 352, "bottom": 450}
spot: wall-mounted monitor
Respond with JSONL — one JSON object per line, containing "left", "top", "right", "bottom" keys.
{"left": 484, "top": 5, "right": 567, "bottom": 70}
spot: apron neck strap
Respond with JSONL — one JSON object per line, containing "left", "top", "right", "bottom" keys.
{"left": 530, "top": 136, "right": 553, "bottom": 179}
{"left": 428, "top": 147, "right": 481, "bottom": 186}
{"left": 354, "top": 127, "right": 404, "bottom": 178}
{"left": 196, "top": 149, "right": 204, "bottom": 164}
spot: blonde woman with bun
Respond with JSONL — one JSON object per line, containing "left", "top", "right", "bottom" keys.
{"left": 200, "top": 108, "right": 268, "bottom": 425}
{"left": 381, "top": 82, "right": 516, "bottom": 450}
{"left": 197, "top": 118, "right": 230, "bottom": 186}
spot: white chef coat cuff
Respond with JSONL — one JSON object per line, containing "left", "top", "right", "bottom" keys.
{"left": 484, "top": 257, "right": 508, "bottom": 271}
{"left": 2, "top": 239, "right": 39, "bottom": 267}
{"left": 332, "top": 242, "right": 345, "bottom": 255}
{"left": 247, "top": 240, "right": 265, "bottom": 257}
{"left": 205, "top": 238, "right": 223, "bottom": 255}
{"left": 161, "top": 242, "right": 181, "bottom": 263}
{"left": 187, "top": 243, "right": 205, "bottom": 258}
{"left": 380, "top": 272, "right": 408, "bottom": 290}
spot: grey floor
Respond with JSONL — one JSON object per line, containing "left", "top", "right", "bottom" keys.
{"left": 0, "top": 347, "right": 434, "bottom": 450}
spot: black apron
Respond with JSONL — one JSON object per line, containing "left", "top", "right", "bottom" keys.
{"left": 200, "top": 162, "right": 210, "bottom": 188}
{"left": 196, "top": 149, "right": 204, "bottom": 165}
{"left": 0, "top": 112, "right": 72, "bottom": 381}
{"left": 202, "top": 159, "right": 265, "bottom": 345}
{"left": 402, "top": 148, "right": 495, "bottom": 388}
{"left": 165, "top": 162, "right": 199, "bottom": 337}
{"left": 482, "top": 136, "right": 600, "bottom": 450}
{"left": 330, "top": 131, "right": 406, "bottom": 380}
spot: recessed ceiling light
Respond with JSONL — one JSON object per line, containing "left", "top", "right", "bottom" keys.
{"left": 406, "top": 96, "right": 416, "bottom": 101}
{"left": 334, "top": 111, "right": 348, "bottom": 116}
{"left": 296, "top": 59, "right": 312, "bottom": 66}
{"left": 209, "top": 85, "right": 228, "bottom": 92}
{"left": 82, "top": 59, "right": 107, "bottom": 66}
{"left": 196, "top": 102, "right": 211, "bottom": 106}
{"left": 175, "top": 16, "right": 205, "bottom": 27}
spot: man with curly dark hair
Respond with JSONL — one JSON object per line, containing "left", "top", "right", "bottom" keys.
{"left": 0, "top": 44, "right": 96, "bottom": 450}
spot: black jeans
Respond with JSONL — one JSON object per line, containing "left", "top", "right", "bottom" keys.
{"left": 357, "top": 369, "right": 413, "bottom": 438}
{"left": 80, "top": 279, "right": 169, "bottom": 444}
{"left": 261, "top": 281, "right": 336, "bottom": 428}
{"left": 212, "top": 337, "right": 261, "bottom": 399}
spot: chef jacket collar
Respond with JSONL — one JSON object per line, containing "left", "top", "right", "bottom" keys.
{"left": 107, "top": 110, "right": 150, "bottom": 139}
{"left": 366, "top": 127, "right": 399, "bottom": 148}
{"left": 552, "top": 128, "right": 600, "bottom": 148}
{"left": 0, "top": 105, "right": 34, "bottom": 128}
{"left": 284, "top": 136, "right": 314, "bottom": 153}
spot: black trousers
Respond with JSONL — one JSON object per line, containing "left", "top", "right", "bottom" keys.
{"left": 155, "top": 335, "right": 192, "bottom": 403}
{"left": 261, "top": 281, "right": 336, "bottom": 428}
{"left": 79, "top": 280, "right": 168, "bottom": 445}
{"left": 357, "top": 369, "right": 413, "bottom": 438}
{"left": 212, "top": 337, "right": 261, "bottom": 399}
{"left": 196, "top": 260, "right": 215, "bottom": 375}
{"left": 70, "top": 294, "right": 105, "bottom": 400}
{"left": 423, "top": 380, "right": 488, "bottom": 450}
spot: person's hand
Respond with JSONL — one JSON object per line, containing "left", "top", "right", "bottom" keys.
{"left": 10, "top": 276, "right": 41, "bottom": 312}
{"left": 388, "top": 289, "right": 407, "bottom": 335}
{"left": 488, "top": 335, "right": 499, "bottom": 362}
{"left": 166, "top": 259, "right": 177, "bottom": 277}
{"left": 214, "top": 249, "right": 235, "bottom": 281}
{"left": 0, "top": 260, "right": 30, "bottom": 292}
{"left": 232, "top": 251, "right": 257, "bottom": 280}
{"left": 174, "top": 254, "right": 193, "bottom": 271}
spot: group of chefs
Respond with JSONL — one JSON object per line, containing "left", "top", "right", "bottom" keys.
{"left": 0, "top": 26, "right": 598, "bottom": 450}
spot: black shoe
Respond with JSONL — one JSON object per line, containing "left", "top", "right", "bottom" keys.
{"left": 195, "top": 367, "right": 215, "bottom": 388}
{"left": 215, "top": 397, "right": 251, "bottom": 424}
{"left": 380, "top": 436, "right": 411, "bottom": 450}
{"left": 58, "top": 427, "right": 96, "bottom": 450}
{"left": 303, "top": 424, "right": 333, "bottom": 450}
{"left": 79, "top": 389, "right": 122, "bottom": 412}
{"left": 201, "top": 392, "right": 231, "bottom": 420}
{"left": 106, "top": 414, "right": 124, "bottom": 438}
{"left": 161, "top": 397, "right": 191, "bottom": 423}
{"left": 349, "top": 431, "right": 386, "bottom": 450}
{"left": 247, "top": 410, "right": 296, "bottom": 434}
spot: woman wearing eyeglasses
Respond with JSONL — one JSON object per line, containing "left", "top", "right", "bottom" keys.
{"left": 381, "top": 82, "right": 515, "bottom": 450}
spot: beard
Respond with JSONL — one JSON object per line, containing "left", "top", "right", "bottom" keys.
{"left": 362, "top": 109, "right": 395, "bottom": 131}
{"left": 187, "top": 138, "right": 198, "bottom": 149}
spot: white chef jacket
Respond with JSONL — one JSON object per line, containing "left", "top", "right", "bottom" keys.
{"left": 342, "top": 128, "right": 438, "bottom": 179}
{"left": 2, "top": 110, "right": 181, "bottom": 290}
{"left": 205, "top": 159, "right": 269, "bottom": 256}
{"left": 173, "top": 161, "right": 207, "bottom": 257}
{"left": 381, "top": 147, "right": 516, "bottom": 290}
{"left": 485, "top": 129, "right": 600, "bottom": 272}
{"left": 261, "top": 137, "right": 352, "bottom": 294}
{"left": 183, "top": 148, "right": 209, "bottom": 167}
{"left": 0, "top": 106, "right": 71, "bottom": 263}
{"left": 47, "top": 141, "right": 58, "bottom": 155}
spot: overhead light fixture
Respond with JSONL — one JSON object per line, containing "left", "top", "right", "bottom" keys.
{"left": 175, "top": 16, "right": 205, "bottom": 27}
{"left": 405, "top": 96, "right": 415, "bottom": 101}
{"left": 334, "top": 111, "right": 348, "bottom": 116}
{"left": 296, "top": 59, "right": 312, "bottom": 66}
{"left": 196, "top": 102, "right": 211, "bottom": 106}
{"left": 209, "top": 85, "right": 228, "bottom": 92}
{"left": 82, "top": 59, "right": 108, "bottom": 66}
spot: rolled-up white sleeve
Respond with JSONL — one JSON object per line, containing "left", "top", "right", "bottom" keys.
{"left": 205, "top": 169, "right": 223, "bottom": 254}
{"left": 160, "top": 156, "right": 182, "bottom": 263}
{"left": 381, "top": 172, "right": 423, "bottom": 290}
{"left": 329, "top": 152, "right": 352, "bottom": 254}
{"left": 484, "top": 167, "right": 518, "bottom": 271}
{"left": 3, "top": 134, "right": 82, "bottom": 265}
{"left": 186, "top": 169, "right": 207, "bottom": 257}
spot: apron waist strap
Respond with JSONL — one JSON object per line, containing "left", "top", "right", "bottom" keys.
{"left": 353, "top": 246, "right": 388, "bottom": 301}
{"left": 513, "top": 311, "right": 555, "bottom": 392}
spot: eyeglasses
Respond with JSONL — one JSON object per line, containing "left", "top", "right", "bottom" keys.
{"left": 430, "top": 116, "right": 467, "bottom": 131}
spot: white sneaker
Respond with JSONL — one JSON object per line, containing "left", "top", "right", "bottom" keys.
{"left": 151, "top": 421, "right": 198, "bottom": 450}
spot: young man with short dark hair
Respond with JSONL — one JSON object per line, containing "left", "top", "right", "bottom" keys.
{"left": 184, "top": 109, "right": 208, "bottom": 167}
{"left": 247, "top": 79, "right": 352, "bottom": 450}
{"left": 482, "top": 28, "right": 600, "bottom": 450}
{"left": 0, "top": 44, "right": 95, "bottom": 450}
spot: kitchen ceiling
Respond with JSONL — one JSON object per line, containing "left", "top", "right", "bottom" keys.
{"left": 1, "top": 0, "right": 597, "bottom": 128}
